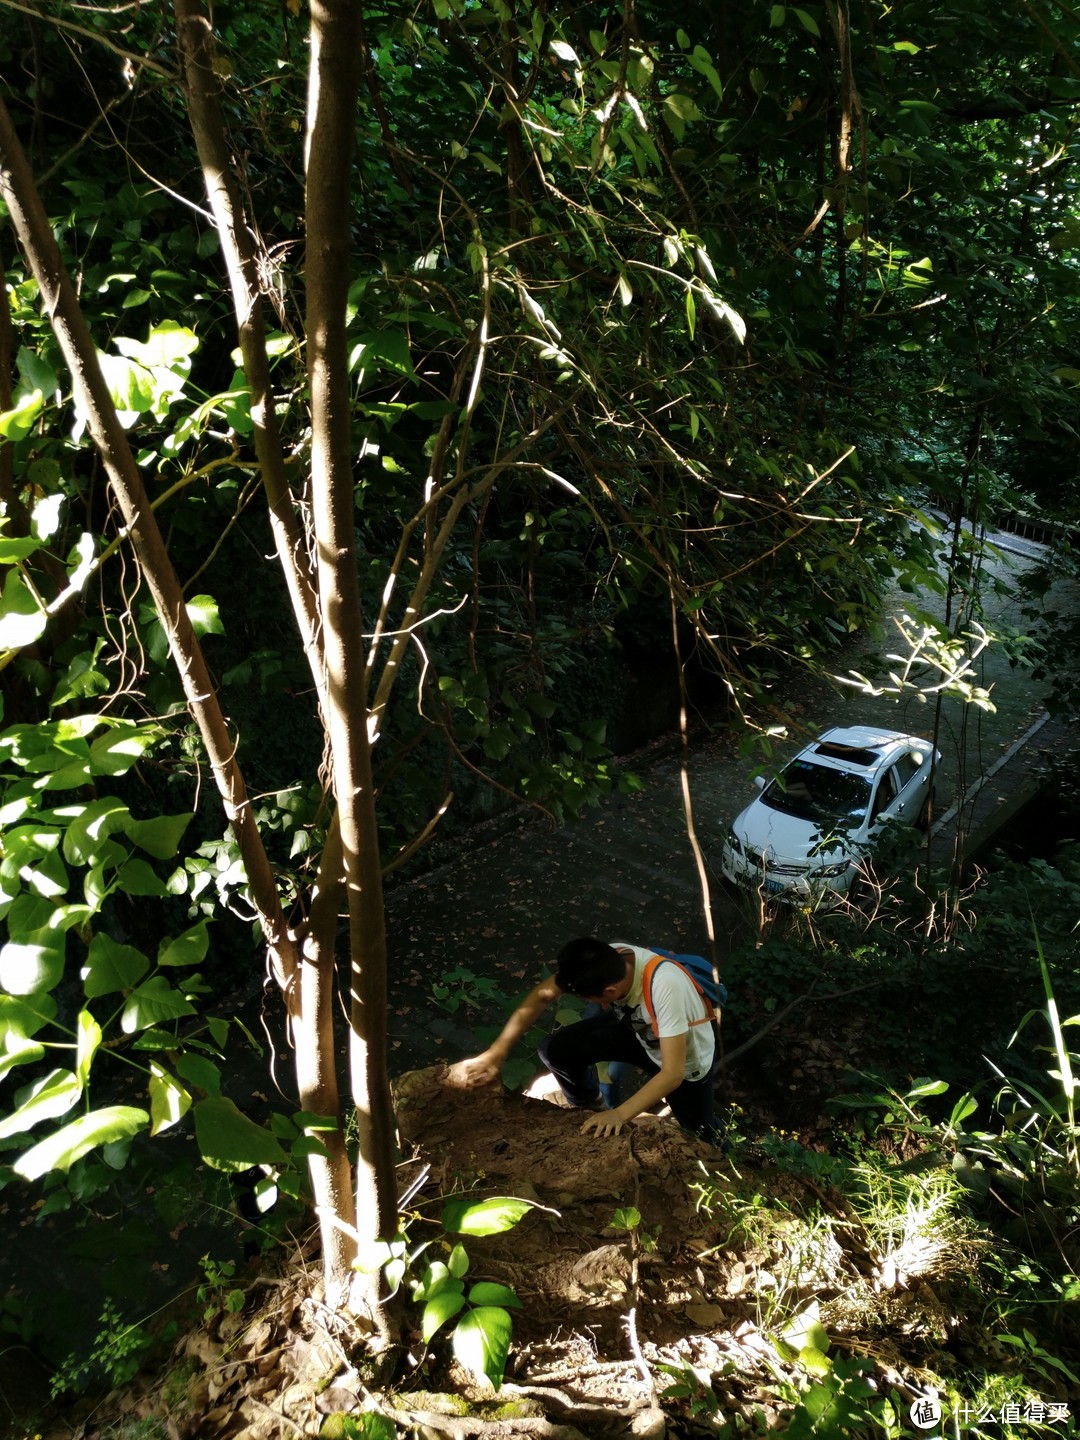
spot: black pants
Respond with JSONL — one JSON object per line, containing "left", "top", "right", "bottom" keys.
{"left": 537, "top": 1009, "right": 718, "bottom": 1138}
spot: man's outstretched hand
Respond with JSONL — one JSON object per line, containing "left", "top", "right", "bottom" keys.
{"left": 580, "top": 1108, "right": 630, "bottom": 1137}
{"left": 448, "top": 1053, "right": 502, "bottom": 1088}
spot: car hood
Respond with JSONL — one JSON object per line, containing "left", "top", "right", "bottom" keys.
{"left": 732, "top": 800, "right": 857, "bottom": 865}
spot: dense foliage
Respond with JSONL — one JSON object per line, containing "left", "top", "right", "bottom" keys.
{"left": 1, "top": 0, "right": 1079, "bottom": 1429}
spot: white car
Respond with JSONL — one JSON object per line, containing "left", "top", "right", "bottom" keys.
{"left": 720, "top": 725, "right": 940, "bottom": 902}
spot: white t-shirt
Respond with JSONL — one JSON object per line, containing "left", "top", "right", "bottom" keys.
{"left": 610, "top": 942, "right": 716, "bottom": 1082}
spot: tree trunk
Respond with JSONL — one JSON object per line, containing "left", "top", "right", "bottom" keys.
{"left": 173, "top": 0, "right": 360, "bottom": 1308}
{"left": 305, "top": 0, "right": 399, "bottom": 1331}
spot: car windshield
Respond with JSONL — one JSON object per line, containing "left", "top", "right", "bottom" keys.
{"left": 761, "top": 758, "right": 872, "bottom": 824}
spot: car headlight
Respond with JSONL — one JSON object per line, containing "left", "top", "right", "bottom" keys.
{"left": 726, "top": 828, "right": 743, "bottom": 856}
{"left": 815, "top": 858, "right": 852, "bottom": 878}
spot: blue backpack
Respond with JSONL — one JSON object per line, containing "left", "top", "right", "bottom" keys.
{"left": 643, "top": 948, "right": 728, "bottom": 1037}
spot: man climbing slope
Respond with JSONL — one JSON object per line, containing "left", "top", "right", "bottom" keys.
{"left": 451, "top": 937, "right": 720, "bottom": 1139}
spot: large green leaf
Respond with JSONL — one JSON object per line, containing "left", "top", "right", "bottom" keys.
{"left": 16, "top": 346, "right": 58, "bottom": 398}
{"left": 0, "top": 933, "right": 65, "bottom": 996}
{"left": 95, "top": 351, "right": 157, "bottom": 417}
{"left": 121, "top": 976, "right": 197, "bottom": 1033}
{"left": 451, "top": 1306, "right": 513, "bottom": 1389}
{"left": 89, "top": 724, "right": 160, "bottom": 777}
{"left": 468, "top": 1282, "right": 522, "bottom": 1309}
{"left": 349, "top": 330, "right": 416, "bottom": 379}
{"left": 0, "top": 571, "right": 47, "bottom": 650}
{"left": 0, "top": 388, "right": 44, "bottom": 442}
{"left": 193, "top": 1097, "right": 287, "bottom": 1173}
{"left": 0, "top": 531, "right": 44, "bottom": 563}
{"left": 115, "top": 858, "right": 169, "bottom": 897}
{"left": 175, "top": 1051, "right": 222, "bottom": 1096}
{"left": 60, "top": 796, "right": 132, "bottom": 864}
{"left": 82, "top": 933, "right": 150, "bottom": 998}
{"left": 75, "top": 1009, "right": 102, "bottom": 1086}
{"left": 149, "top": 1062, "right": 193, "bottom": 1136}
{"left": 0, "top": 992, "right": 56, "bottom": 1038}
{"left": 0, "top": 1068, "right": 82, "bottom": 1140}
{"left": 0, "top": 1031, "right": 45, "bottom": 1082}
{"left": 113, "top": 320, "right": 199, "bottom": 370}
{"left": 127, "top": 812, "right": 193, "bottom": 860}
{"left": 186, "top": 594, "right": 225, "bottom": 637}
{"left": 14, "top": 1105, "right": 149, "bottom": 1180}
{"left": 422, "top": 1288, "right": 466, "bottom": 1343}
{"left": 440, "top": 1195, "right": 537, "bottom": 1236}
{"left": 158, "top": 919, "right": 209, "bottom": 968}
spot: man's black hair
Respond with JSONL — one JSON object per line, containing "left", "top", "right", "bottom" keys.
{"left": 555, "top": 937, "right": 626, "bottom": 997}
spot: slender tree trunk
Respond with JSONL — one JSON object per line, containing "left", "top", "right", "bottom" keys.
{"left": 305, "top": 0, "right": 398, "bottom": 1329}
{"left": 173, "top": 0, "right": 358, "bottom": 1303}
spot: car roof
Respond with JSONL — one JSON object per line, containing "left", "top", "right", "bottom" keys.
{"left": 795, "top": 725, "right": 928, "bottom": 774}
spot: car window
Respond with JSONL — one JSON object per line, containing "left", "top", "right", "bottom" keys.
{"left": 893, "top": 752, "right": 922, "bottom": 790}
{"left": 763, "top": 759, "right": 872, "bottom": 824}
{"left": 870, "top": 766, "right": 899, "bottom": 821}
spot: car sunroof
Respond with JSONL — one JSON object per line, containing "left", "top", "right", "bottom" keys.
{"left": 812, "top": 742, "right": 881, "bottom": 767}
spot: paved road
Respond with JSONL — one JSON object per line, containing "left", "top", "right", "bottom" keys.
{"left": 383, "top": 528, "right": 1075, "bottom": 1074}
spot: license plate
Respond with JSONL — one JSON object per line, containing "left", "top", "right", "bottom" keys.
{"left": 764, "top": 878, "right": 785, "bottom": 895}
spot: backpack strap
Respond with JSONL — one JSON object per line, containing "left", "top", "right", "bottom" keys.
{"left": 641, "top": 953, "right": 713, "bottom": 1039}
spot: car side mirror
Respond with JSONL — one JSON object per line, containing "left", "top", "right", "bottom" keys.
{"left": 754, "top": 775, "right": 766, "bottom": 791}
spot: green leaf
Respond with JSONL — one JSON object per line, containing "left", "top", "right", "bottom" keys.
{"left": 349, "top": 331, "right": 416, "bottom": 379}
{"left": 0, "top": 992, "right": 56, "bottom": 1041}
{"left": 193, "top": 1096, "right": 288, "bottom": 1173}
{"left": 448, "top": 1243, "right": 470, "bottom": 1279}
{"left": 0, "top": 532, "right": 44, "bottom": 563}
{"left": 186, "top": 594, "right": 225, "bottom": 637}
{"left": 0, "top": 1031, "right": 45, "bottom": 1082}
{"left": 0, "top": 388, "right": 45, "bottom": 442}
{"left": 89, "top": 725, "right": 159, "bottom": 777}
{"left": 422, "top": 1289, "right": 467, "bottom": 1343}
{"left": 770, "top": 5, "right": 786, "bottom": 26}
{"left": 440, "top": 1195, "right": 537, "bottom": 1236}
{"left": 115, "top": 858, "right": 169, "bottom": 897}
{"left": 149, "top": 1063, "right": 193, "bottom": 1136}
{"left": 121, "top": 976, "right": 197, "bottom": 1033}
{"left": 127, "top": 812, "right": 193, "bottom": 860}
{"left": 451, "top": 1306, "right": 513, "bottom": 1389}
{"left": 15, "top": 1105, "right": 148, "bottom": 1179}
{"left": 82, "top": 933, "right": 150, "bottom": 999}
{"left": 158, "top": 919, "right": 210, "bottom": 968}
{"left": 114, "top": 320, "right": 199, "bottom": 370}
{"left": 782, "top": 1302, "right": 831, "bottom": 1355}
{"left": 0, "top": 1068, "right": 82, "bottom": 1140}
{"left": 96, "top": 351, "right": 157, "bottom": 416}
{"left": 0, "top": 570, "right": 47, "bottom": 650}
{"left": 416, "top": 1260, "right": 454, "bottom": 1301}
{"left": 16, "top": 346, "right": 58, "bottom": 397}
{"left": 792, "top": 7, "right": 821, "bottom": 36}
{"left": 75, "top": 1008, "right": 102, "bottom": 1086}
{"left": 468, "top": 1282, "right": 522, "bottom": 1309}
{"left": 175, "top": 1052, "right": 222, "bottom": 1096}
{"left": 59, "top": 797, "right": 131, "bottom": 866}
{"left": 0, "top": 930, "right": 66, "bottom": 996}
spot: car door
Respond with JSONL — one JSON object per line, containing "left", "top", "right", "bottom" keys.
{"left": 867, "top": 765, "right": 901, "bottom": 836}
{"left": 889, "top": 750, "right": 929, "bottom": 825}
